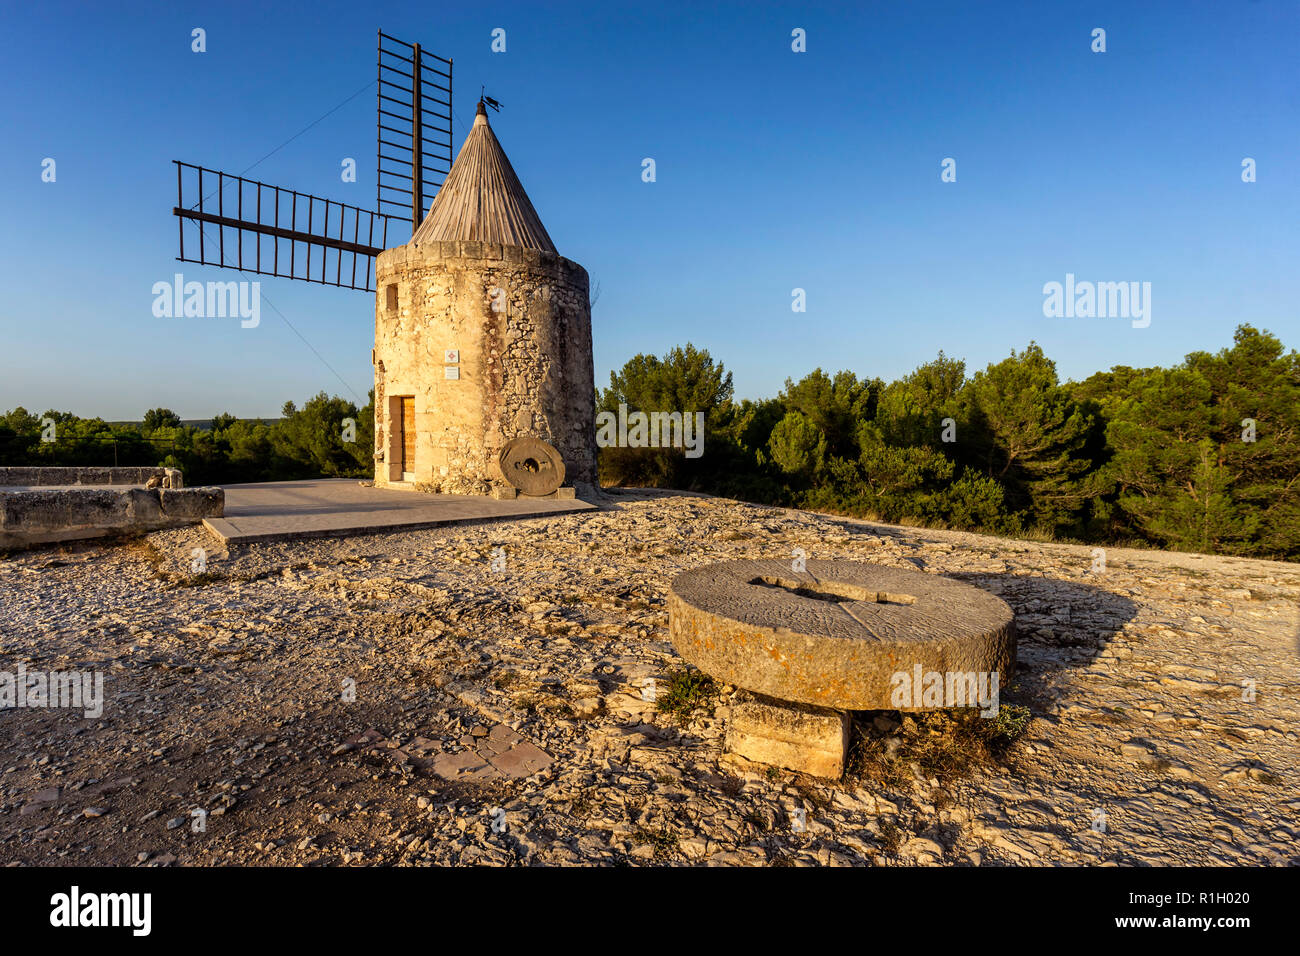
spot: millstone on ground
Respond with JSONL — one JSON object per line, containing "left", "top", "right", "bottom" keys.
{"left": 670, "top": 559, "right": 1016, "bottom": 710}
{"left": 670, "top": 559, "right": 1017, "bottom": 777}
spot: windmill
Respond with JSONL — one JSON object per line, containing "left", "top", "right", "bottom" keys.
{"left": 170, "top": 30, "right": 454, "bottom": 293}
{"left": 170, "top": 30, "right": 598, "bottom": 497}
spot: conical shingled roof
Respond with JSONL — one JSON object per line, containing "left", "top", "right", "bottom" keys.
{"left": 411, "top": 102, "right": 557, "bottom": 254}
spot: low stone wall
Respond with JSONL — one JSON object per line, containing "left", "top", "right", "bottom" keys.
{"left": 0, "top": 466, "right": 183, "bottom": 488}
{"left": 0, "top": 470, "right": 221, "bottom": 550}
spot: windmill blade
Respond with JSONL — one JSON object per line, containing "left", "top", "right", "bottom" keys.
{"left": 172, "top": 161, "right": 397, "bottom": 292}
{"left": 377, "top": 30, "right": 454, "bottom": 233}
{"left": 167, "top": 32, "right": 454, "bottom": 292}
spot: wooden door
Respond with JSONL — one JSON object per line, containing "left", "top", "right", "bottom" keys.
{"left": 400, "top": 397, "right": 415, "bottom": 475}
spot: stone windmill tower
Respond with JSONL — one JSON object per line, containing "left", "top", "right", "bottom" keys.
{"left": 372, "top": 100, "right": 596, "bottom": 496}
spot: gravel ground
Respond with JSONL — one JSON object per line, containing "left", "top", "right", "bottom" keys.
{"left": 1, "top": 488, "right": 1296, "bottom": 866}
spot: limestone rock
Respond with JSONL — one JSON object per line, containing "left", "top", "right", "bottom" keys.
{"left": 725, "top": 693, "right": 850, "bottom": 778}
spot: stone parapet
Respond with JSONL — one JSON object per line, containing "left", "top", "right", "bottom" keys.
{"left": 0, "top": 466, "right": 183, "bottom": 488}
{"left": 0, "top": 485, "right": 223, "bottom": 550}
{"left": 376, "top": 241, "right": 589, "bottom": 286}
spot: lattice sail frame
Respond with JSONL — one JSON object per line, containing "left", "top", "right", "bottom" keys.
{"left": 172, "top": 162, "right": 395, "bottom": 292}
{"left": 377, "top": 30, "right": 454, "bottom": 230}
{"left": 170, "top": 31, "right": 453, "bottom": 293}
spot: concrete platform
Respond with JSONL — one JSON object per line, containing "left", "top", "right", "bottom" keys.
{"left": 203, "top": 478, "right": 596, "bottom": 545}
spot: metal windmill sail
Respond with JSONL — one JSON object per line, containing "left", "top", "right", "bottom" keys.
{"left": 171, "top": 31, "right": 453, "bottom": 293}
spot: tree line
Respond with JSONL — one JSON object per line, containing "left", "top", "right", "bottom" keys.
{"left": 0, "top": 395, "right": 374, "bottom": 485}
{"left": 598, "top": 326, "right": 1299, "bottom": 560}
{"left": 2, "top": 324, "right": 1294, "bottom": 559}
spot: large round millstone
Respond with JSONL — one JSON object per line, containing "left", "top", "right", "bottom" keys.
{"left": 498, "top": 437, "right": 566, "bottom": 496}
{"left": 669, "top": 559, "right": 1015, "bottom": 711}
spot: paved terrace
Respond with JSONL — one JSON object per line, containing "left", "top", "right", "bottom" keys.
{"left": 203, "top": 478, "right": 596, "bottom": 545}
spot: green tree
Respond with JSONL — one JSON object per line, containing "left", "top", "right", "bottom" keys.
{"left": 765, "top": 412, "right": 827, "bottom": 479}
{"left": 874, "top": 351, "right": 966, "bottom": 450}
{"left": 776, "top": 369, "right": 875, "bottom": 460}
{"left": 961, "top": 343, "right": 1095, "bottom": 532}
{"left": 1187, "top": 326, "right": 1300, "bottom": 556}
{"left": 272, "top": 392, "right": 371, "bottom": 478}
{"left": 600, "top": 343, "right": 733, "bottom": 422}
{"left": 142, "top": 408, "right": 182, "bottom": 433}
{"left": 598, "top": 344, "right": 734, "bottom": 488}
{"left": 210, "top": 412, "right": 237, "bottom": 433}
{"left": 1098, "top": 327, "right": 1300, "bottom": 557}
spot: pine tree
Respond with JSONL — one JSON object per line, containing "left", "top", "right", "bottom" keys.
{"left": 960, "top": 343, "right": 1094, "bottom": 532}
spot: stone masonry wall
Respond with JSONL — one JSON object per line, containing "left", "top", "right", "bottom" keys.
{"left": 0, "top": 485, "right": 223, "bottom": 550}
{"left": 0, "top": 467, "right": 183, "bottom": 488}
{"left": 373, "top": 240, "right": 596, "bottom": 494}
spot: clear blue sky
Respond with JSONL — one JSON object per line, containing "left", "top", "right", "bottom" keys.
{"left": 1, "top": 0, "right": 1297, "bottom": 419}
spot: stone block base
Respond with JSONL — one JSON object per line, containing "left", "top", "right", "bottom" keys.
{"left": 725, "top": 693, "right": 850, "bottom": 778}
{"left": 491, "top": 485, "right": 576, "bottom": 500}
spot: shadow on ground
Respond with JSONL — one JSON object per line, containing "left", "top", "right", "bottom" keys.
{"left": 944, "top": 572, "right": 1140, "bottom": 712}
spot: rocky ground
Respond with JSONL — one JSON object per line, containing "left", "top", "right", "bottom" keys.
{"left": 0, "top": 488, "right": 1296, "bottom": 866}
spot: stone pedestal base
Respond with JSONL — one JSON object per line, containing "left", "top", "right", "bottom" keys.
{"left": 725, "top": 693, "right": 850, "bottom": 778}
{"left": 491, "top": 485, "right": 577, "bottom": 500}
